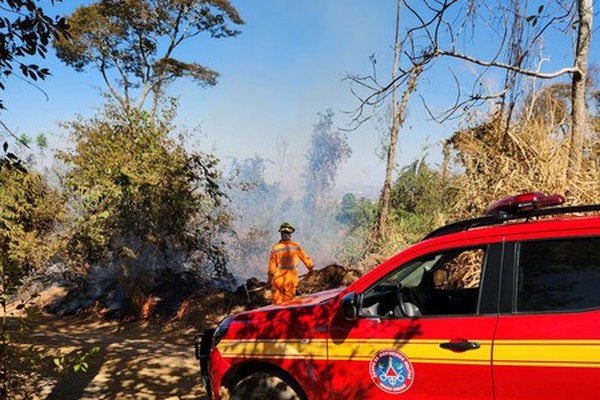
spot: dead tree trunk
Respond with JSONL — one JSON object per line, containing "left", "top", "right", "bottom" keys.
{"left": 566, "top": 0, "right": 593, "bottom": 191}
{"left": 374, "top": 0, "right": 402, "bottom": 241}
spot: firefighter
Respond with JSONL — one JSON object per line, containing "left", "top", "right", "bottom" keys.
{"left": 267, "top": 222, "right": 314, "bottom": 304}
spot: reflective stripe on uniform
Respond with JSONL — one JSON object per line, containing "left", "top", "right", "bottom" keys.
{"left": 274, "top": 245, "right": 301, "bottom": 253}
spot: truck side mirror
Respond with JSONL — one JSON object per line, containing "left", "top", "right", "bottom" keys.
{"left": 341, "top": 292, "right": 358, "bottom": 320}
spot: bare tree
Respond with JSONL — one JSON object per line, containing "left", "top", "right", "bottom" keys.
{"left": 374, "top": 0, "right": 403, "bottom": 241}
{"left": 349, "top": 0, "right": 594, "bottom": 195}
{"left": 347, "top": 1, "right": 423, "bottom": 243}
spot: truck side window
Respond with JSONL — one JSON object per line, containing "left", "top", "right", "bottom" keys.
{"left": 517, "top": 237, "right": 600, "bottom": 313}
{"left": 424, "top": 248, "right": 484, "bottom": 315}
{"left": 359, "top": 247, "right": 485, "bottom": 318}
{"left": 433, "top": 249, "right": 483, "bottom": 290}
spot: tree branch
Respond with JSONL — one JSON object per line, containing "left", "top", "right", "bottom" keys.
{"left": 100, "top": 58, "right": 128, "bottom": 113}
{"left": 0, "top": 120, "right": 31, "bottom": 149}
{"left": 435, "top": 49, "right": 579, "bottom": 79}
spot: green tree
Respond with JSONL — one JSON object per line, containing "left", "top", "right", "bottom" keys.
{"left": 0, "top": 162, "right": 64, "bottom": 398}
{"left": 392, "top": 161, "right": 453, "bottom": 238}
{"left": 54, "top": 0, "right": 243, "bottom": 116}
{"left": 390, "top": 161, "right": 450, "bottom": 217}
{"left": 336, "top": 193, "right": 375, "bottom": 231}
{"left": 57, "top": 101, "right": 229, "bottom": 277}
{"left": 303, "top": 109, "right": 351, "bottom": 218}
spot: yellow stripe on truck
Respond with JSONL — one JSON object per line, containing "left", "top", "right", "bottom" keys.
{"left": 219, "top": 339, "right": 328, "bottom": 359}
{"left": 328, "top": 339, "right": 492, "bottom": 365}
{"left": 494, "top": 340, "right": 600, "bottom": 368}
{"left": 219, "top": 338, "right": 600, "bottom": 368}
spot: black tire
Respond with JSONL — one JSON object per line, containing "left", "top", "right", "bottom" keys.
{"left": 229, "top": 372, "right": 303, "bottom": 400}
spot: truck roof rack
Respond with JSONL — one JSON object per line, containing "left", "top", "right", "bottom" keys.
{"left": 423, "top": 204, "right": 600, "bottom": 240}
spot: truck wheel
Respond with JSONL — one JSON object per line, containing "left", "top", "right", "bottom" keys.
{"left": 229, "top": 372, "right": 303, "bottom": 400}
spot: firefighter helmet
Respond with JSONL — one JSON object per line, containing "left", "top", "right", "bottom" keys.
{"left": 278, "top": 222, "right": 295, "bottom": 234}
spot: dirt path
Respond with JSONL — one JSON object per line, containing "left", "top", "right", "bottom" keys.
{"left": 23, "top": 314, "right": 208, "bottom": 400}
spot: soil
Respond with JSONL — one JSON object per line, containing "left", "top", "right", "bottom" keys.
{"left": 20, "top": 313, "right": 208, "bottom": 400}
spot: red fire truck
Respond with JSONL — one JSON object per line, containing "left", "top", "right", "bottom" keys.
{"left": 195, "top": 192, "right": 600, "bottom": 399}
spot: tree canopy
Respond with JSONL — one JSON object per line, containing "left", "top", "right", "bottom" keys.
{"left": 54, "top": 0, "right": 244, "bottom": 115}
{"left": 57, "top": 101, "right": 229, "bottom": 275}
{"left": 303, "top": 109, "right": 351, "bottom": 217}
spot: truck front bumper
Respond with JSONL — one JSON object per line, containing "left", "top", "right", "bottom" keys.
{"left": 194, "top": 328, "right": 215, "bottom": 399}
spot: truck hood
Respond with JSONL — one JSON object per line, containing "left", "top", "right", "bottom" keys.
{"left": 225, "top": 288, "right": 344, "bottom": 338}
{"left": 237, "top": 287, "right": 344, "bottom": 318}
{"left": 270, "top": 288, "right": 344, "bottom": 307}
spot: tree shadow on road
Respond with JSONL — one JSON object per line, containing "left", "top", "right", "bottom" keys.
{"left": 21, "top": 314, "right": 205, "bottom": 400}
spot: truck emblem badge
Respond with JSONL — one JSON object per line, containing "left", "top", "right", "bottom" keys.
{"left": 369, "top": 349, "right": 414, "bottom": 394}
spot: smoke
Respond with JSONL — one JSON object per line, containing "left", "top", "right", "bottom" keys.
{"left": 222, "top": 110, "right": 353, "bottom": 282}
{"left": 33, "top": 112, "right": 359, "bottom": 317}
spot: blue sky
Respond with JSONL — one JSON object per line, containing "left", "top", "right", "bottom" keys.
{"left": 1, "top": 0, "right": 596, "bottom": 197}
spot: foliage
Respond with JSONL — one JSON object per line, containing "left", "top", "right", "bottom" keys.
{"left": 53, "top": 0, "right": 243, "bottom": 113}
{"left": 0, "top": 0, "right": 68, "bottom": 110}
{"left": 369, "top": 161, "right": 454, "bottom": 257}
{"left": 0, "top": 161, "right": 64, "bottom": 398}
{"left": 336, "top": 193, "right": 376, "bottom": 231}
{"left": 390, "top": 161, "right": 453, "bottom": 218}
{"left": 0, "top": 141, "right": 26, "bottom": 173}
{"left": 334, "top": 193, "right": 376, "bottom": 265}
{"left": 53, "top": 346, "right": 101, "bottom": 374}
{"left": 57, "top": 101, "right": 230, "bottom": 277}
{"left": 303, "top": 109, "right": 352, "bottom": 217}
{"left": 0, "top": 162, "right": 65, "bottom": 286}
{"left": 336, "top": 160, "right": 455, "bottom": 265}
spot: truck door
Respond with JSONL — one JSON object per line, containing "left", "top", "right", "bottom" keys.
{"left": 493, "top": 237, "right": 600, "bottom": 400}
{"left": 328, "top": 244, "right": 501, "bottom": 399}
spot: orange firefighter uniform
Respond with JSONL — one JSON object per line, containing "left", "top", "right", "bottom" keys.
{"left": 268, "top": 235, "right": 313, "bottom": 305}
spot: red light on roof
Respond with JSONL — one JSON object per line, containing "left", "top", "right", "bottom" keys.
{"left": 486, "top": 192, "right": 565, "bottom": 216}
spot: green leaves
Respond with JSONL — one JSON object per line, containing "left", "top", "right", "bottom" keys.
{"left": 53, "top": 346, "right": 101, "bottom": 374}
{"left": 0, "top": 162, "right": 65, "bottom": 281}
{"left": 0, "top": 0, "right": 69, "bottom": 109}
{"left": 58, "top": 101, "right": 229, "bottom": 270}
{"left": 525, "top": 4, "right": 545, "bottom": 27}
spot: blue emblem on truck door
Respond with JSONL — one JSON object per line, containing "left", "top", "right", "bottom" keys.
{"left": 369, "top": 349, "right": 415, "bottom": 394}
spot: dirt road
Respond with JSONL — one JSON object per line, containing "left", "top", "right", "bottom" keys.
{"left": 24, "top": 314, "right": 207, "bottom": 400}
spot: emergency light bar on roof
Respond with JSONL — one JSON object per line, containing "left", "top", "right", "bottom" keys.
{"left": 424, "top": 192, "right": 600, "bottom": 240}
{"left": 486, "top": 192, "right": 565, "bottom": 216}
